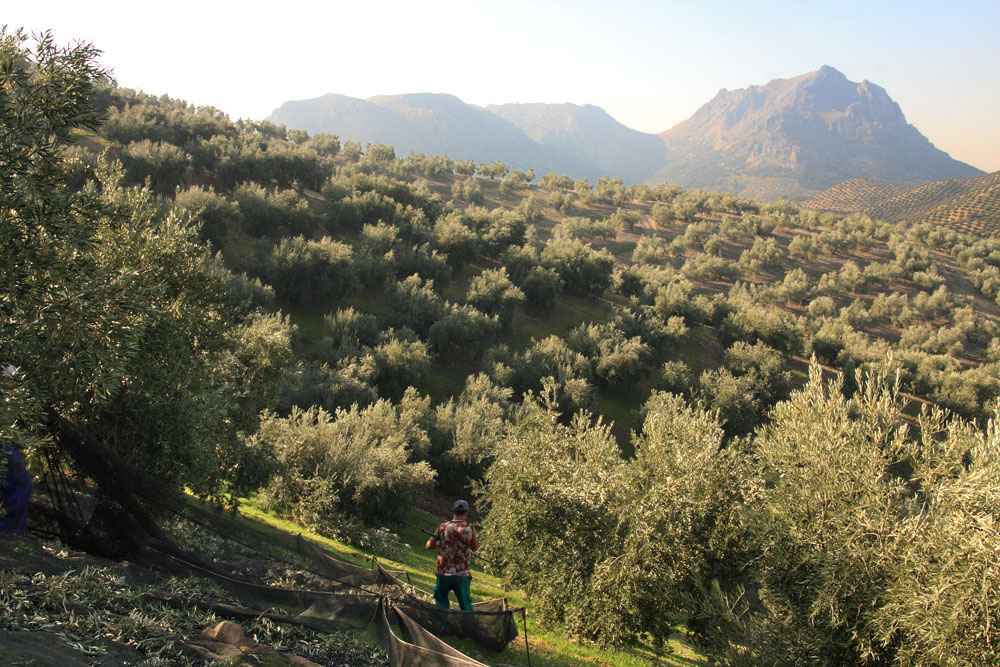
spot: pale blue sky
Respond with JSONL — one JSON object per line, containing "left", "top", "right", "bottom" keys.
{"left": 8, "top": 1, "right": 999, "bottom": 170}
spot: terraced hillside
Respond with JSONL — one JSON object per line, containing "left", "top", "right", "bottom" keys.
{"left": 10, "top": 28, "right": 999, "bottom": 667}
{"left": 805, "top": 172, "right": 1000, "bottom": 236}
{"left": 71, "top": 85, "right": 1000, "bottom": 430}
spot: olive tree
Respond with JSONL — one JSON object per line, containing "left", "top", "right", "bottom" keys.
{"left": 267, "top": 236, "right": 356, "bottom": 307}
{"left": 388, "top": 274, "right": 445, "bottom": 336}
{"left": 521, "top": 266, "right": 563, "bottom": 313}
{"left": 256, "top": 397, "right": 435, "bottom": 527}
{"left": 428, "top": 303, "right": 500, "bottom": 362}
{"left": 466, "top": 267, "right": 525, "bottom": 328}
{"left": 173, "top": 185, "right": 241, "bottom": 248}
{"left": 719, "top": 367, "right": 1000, "bottom": 665}
{"left": 431, "top": 374, "right": 513, "bottom": 492}
{"left": 1, "top": 30, "right": 281, "bottom": 498}
{"left": 479, "top": 390, "right": 756, "bottom": 645}
{"left": 541, "top": 237, "right": 615, "bottom": 297}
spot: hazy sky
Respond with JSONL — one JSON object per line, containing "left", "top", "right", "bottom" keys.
{"left": 8, "top": 1, "right": 999, "bottom": 171}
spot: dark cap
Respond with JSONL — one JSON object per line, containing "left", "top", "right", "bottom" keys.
{"left": 453, "top": 499, "right": 470, "bottom": 514}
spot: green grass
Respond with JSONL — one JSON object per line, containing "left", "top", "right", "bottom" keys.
{"left": 512, "top": 294, "right": 616, "bottom": 349}
{"left": 595, "top": 390, "right": 644, "bottom": 453}
{"left": 235, "top": 497, "right": 707, "bottom": 667}
{"left": 419, "top": 362, "right": 475, "bottom": 403}
{"left": 672, "top": 325, "right": 725, "bottom": 376}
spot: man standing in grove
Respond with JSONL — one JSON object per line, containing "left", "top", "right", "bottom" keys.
{"left": 1, "top": 365, "right": 32, "bottom": 536}
{"left": 425, "top": 499, "right": 479, "bottom": 611}
{"left": 0, "top": 440, "right": 32, "bottom": 535}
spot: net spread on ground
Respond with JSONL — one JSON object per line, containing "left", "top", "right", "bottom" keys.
{"left": 25, "top": 445, "right": 526, "bottom": 667}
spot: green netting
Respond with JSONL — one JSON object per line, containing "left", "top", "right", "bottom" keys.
{"left": 143, "top": 500, "right": 524, "bottom": 661}
{"left": 218, "top": 511, "right": 523, "bottom": 652}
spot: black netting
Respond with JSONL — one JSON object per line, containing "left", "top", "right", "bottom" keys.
{"left": 144, "top": 505, "right": 523, "bottom": 660}
{"left": 28, "top": 433, "right": 526, "bottom": 666}
{"left": 381, "top": 601, "right": 490, "bottom": 667}
{"left": 150, "top": 545, "right": 521, "bottom": 665}
{"left": 150, "top": 546, "right": 381, "bottom": 626}
{"left": 397, "top": 594, "right": 520, "bottom": 652}
{"left": 292, "top": 530, "right": 413, "bottom": 594}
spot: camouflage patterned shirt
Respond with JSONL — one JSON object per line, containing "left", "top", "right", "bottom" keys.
{"left": 434, "top": 519, "right": 479, "bottom": 576}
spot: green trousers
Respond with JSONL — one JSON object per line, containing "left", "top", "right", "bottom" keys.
{"left": 434, "top": 574, "right": 473, "bottom": 611}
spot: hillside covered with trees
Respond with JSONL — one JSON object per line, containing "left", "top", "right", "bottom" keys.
{"left": 3, "top": 29, "right": 998, "bottom": 666}
{"left": 806, "top": 171, "right": 1000, "bottom": 237}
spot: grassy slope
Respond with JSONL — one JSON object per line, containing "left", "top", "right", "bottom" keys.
{"left": 235, "top": 497, "right": 707, "bottom": 667}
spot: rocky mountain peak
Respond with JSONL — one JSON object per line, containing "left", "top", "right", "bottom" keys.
{"left": 657, "top": 67, "right": 980, "bottom": 199}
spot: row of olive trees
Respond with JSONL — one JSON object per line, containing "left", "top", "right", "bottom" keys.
{"left": 614, "top": 249, "right": 998, "bottom": 418}
{"left": 254, "top": 369, "right": 519, "bottom": 525}
{"left": 478, "top": 365, "right": 998, "bottom": 665}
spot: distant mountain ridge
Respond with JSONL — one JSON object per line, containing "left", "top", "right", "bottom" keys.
{"left": 268, "top": 67, "right": 984, "bottom": 197}
{"left": 269, "top": 93, "right": 571, "bottom": 175}
{"left": 485, "top": 103, "right": 666, "bottom": 184}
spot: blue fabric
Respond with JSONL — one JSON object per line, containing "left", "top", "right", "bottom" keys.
{"left": 1, "top": 444, "right": 32, "bottom": 534}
